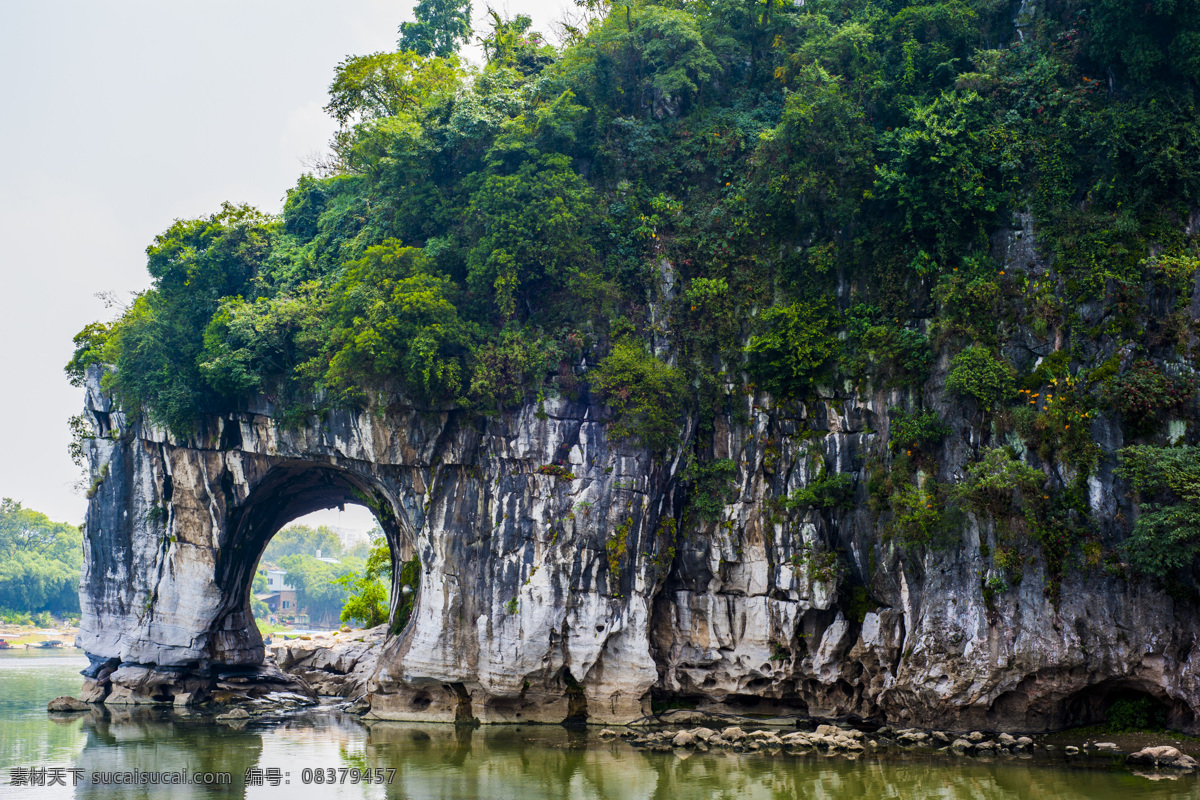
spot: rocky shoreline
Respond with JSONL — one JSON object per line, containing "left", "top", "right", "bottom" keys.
{"left": 265, "top": 625, "right": 386, "bottom": 699}
{"left": 57, "top": 626, "right": 1200, "bottom": 779}
{"left": 36, "top": 624, "right": 1199, "bottom": 783}
{"left": 45, "top": 690, "right": 1200, "bottom": 779}
{"left": 240, "top": 632, "right": 1200, "bottom": 775}
{"left": 603, "top": 716, "right": 1199, "bottom": 772}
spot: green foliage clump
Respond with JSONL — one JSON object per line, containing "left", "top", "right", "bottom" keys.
{"left": 954, "top": 447, "right": 1044, "bottom": 516}
{"left": 467, "top": 327, "right": 558, "bottom": 412}
{"left": 325, "top": 50, "right": 463, "bottom": 127}
{"left": 1105, "top": 696, "right": 1167, "bottom": 732}
{"left": 335, "top": 536, "right": 394, "bottom": 628}
{"left": 64, "top": 322, "right": 112, "bottom": 387}
{"left": 681, "top": 458, "right": 737, "bottom": 523}
{"left": 321, "top": 241, "right": 475, "bottom": 404}
{"left": 536, "top": 464, "right": 576, "bottom": 482}
{"left": 676, "top": 277, "right": 740, "bottom": 366}
{"left": 945, "top": 346, "right": 1015, "bottom": 409}
{"left": 398, "top": 0, "right": 472, "bottom": 59}
{"left": 930, "top": 257, "right": 1003, "bottom": 344}
{"left": 0, "top": 499, "right": 82, "bottom": 616}
{"left": 1106, "top": 361, "right": 1196, "bottom": 433}
{"left": 1011, "top": 370, "right": 1100, "bottom": 476}
{"left": 889, "top": 481, "right": 946, "bottom": 546}
{"left": 790, "top": 545, "right": 845, "bottom": 584}
{"left": 842, "top": 308, "right": 933, "bottom": 390}
{"left": 745, "top": 301, "right": 835, "bottom": 398}
{"left": 479, "top": 11, "right": 556, "bottom": 74}
{"left": 590, "top": 340, "right": 685, "bottom": 453}
{"left": 466, "top": 148, "right": 598, "bottom": 318}
{"left": 888, "top": 409, "right": 950, "bottom": 454}
{"left": 1116, "top": 445, "right": 1200, "bottom": 580}
{"left": 785, "top": 467, "right": 854, "bottom": 512}
{"left": 875, "top": 91, "right": 1007, "bottom": 263}
{"left": 606, "top": 517, "right": 632, "bottom": 583}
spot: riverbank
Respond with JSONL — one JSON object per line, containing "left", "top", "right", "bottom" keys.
{"left": 264, "top": 628, "right": 1200, "bottom": 768}
{"left": 605, "top": 712, "right": 1200, "bottom": 774}
{"left": 0, "top": 623, "right": 80, "bottom": 649}
{"left": 6, "top": 651, "right": 1200, "bottom": 797}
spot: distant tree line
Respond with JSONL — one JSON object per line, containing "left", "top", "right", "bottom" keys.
{"left": 0, "top": 499, "right": 81, "bottom": 618}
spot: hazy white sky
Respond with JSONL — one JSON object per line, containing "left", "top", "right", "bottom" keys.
{"left": 0, "top": 1, "right": 562, "bottom": 527}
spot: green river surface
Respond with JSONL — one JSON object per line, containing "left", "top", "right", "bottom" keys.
{"left": 2, "top": 650, "right": 1198, "bottom": 799}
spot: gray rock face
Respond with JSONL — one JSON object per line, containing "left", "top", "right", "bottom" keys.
{"left": 76, "top": 324, "right": 1200, "bottom": 728}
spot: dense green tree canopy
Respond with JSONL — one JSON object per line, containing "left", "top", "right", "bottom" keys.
{"left": 68, "top": 1, "right": 1200, "bottom": 585}
{"left": 279, "top": 553, "right": 360, "bottom": 626}
{"left": 0, "top": 499, "right": 82, "bottom": 615}
{"left": 260, "top": 524, "right": 343, "bottom": 565}
{"left": 398, "top": 0, "right": 473, "bottom": 59}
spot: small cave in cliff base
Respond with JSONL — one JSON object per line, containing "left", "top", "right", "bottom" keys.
{"left": 1061, "top": 682, "right": 1192, "bottom": 731}
{"left": 664, "top": 692, "right": 809, "bottom": 718}
{"left": 217, "top": 462, "right": 420, "bottom": 646}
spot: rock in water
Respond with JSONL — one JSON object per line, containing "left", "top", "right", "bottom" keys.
{"left": 672, "top": 730, "right": 696, "bottom": 747}
{"left": 1127, "top": 746, "right": 1199, "bottom": 770}
{"left": 216, "top": 707, "right": 251, "bottom": 720}
{"left": 47, "top": 696, "right": 89, "bottom": 712}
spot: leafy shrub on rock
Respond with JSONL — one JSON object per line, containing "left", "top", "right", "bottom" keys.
{"left": 1116, "top": 445, "right": 1200, "bottom": 580}
{"left": 888, "top": 409, "right": 950, "bottom": 453}
{"left": 945, "top": 345, "right": 1015, "bottom": 410}
{"left": 590, "top": 340, "right": 686, "bottom": 454}
{"left": 954, "top": 447, "right": 1044, "bottom": 516}
{"left": 745, "top": 301, "right": 836, "bottom": 398}
{"left": 1106, "top": 361, "right": 1195, "bottom": 434}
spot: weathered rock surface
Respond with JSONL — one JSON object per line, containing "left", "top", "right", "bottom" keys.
{"left": 1127, "top": 746, "right": 1199, "bottom": 770}
{"left": 47, "top": 696, "right": 90, "bottom": 712}
{"left": 76, "top": 216, "right": 1200, "bottom": 738}
{"left": 268, "top": 626, "right": 386, "bottom": 698}
{"left": 77, "top": 648, "right": 316, "bottom": 707}
{"left": 216, "top": 707, "right": 250, "bottom": 720}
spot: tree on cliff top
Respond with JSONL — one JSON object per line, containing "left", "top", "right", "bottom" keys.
{"left": 398, "top": 0, "right": 472, "bottom": 58}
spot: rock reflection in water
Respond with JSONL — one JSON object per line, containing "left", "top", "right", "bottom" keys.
{"left": 72, "top": 706, "right": 262, "bottom": 798}
{"left": 12, "top": 653, "right": 1194, "bottom": 798}
{"left": 12, "top": 706, "right": 1200, "bottom": 799}
{"left": 357, "top": 723, "right": 1196, "bottom": 800}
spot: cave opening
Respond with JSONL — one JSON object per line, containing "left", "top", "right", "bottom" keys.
{"left": 213, "top": 462, "right": 421, "bottom": 661}
{"left": 1061, "top": 681, "right": 1192, "bottom": 731}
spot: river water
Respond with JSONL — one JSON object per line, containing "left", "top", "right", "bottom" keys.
{"left": 2, "top": 651, "right": 1197, "bottom": 799}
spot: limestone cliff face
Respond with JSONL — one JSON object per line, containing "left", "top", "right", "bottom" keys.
{"left": 77, "top": 219, "right": 1200, "bottom": 729}
{"left": 77, "top": 370, "right": 1200, "bottom": 729}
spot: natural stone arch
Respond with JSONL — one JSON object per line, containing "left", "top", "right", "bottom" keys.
{"left": 211, "top": 461, "right": 418, "bottom": 665}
